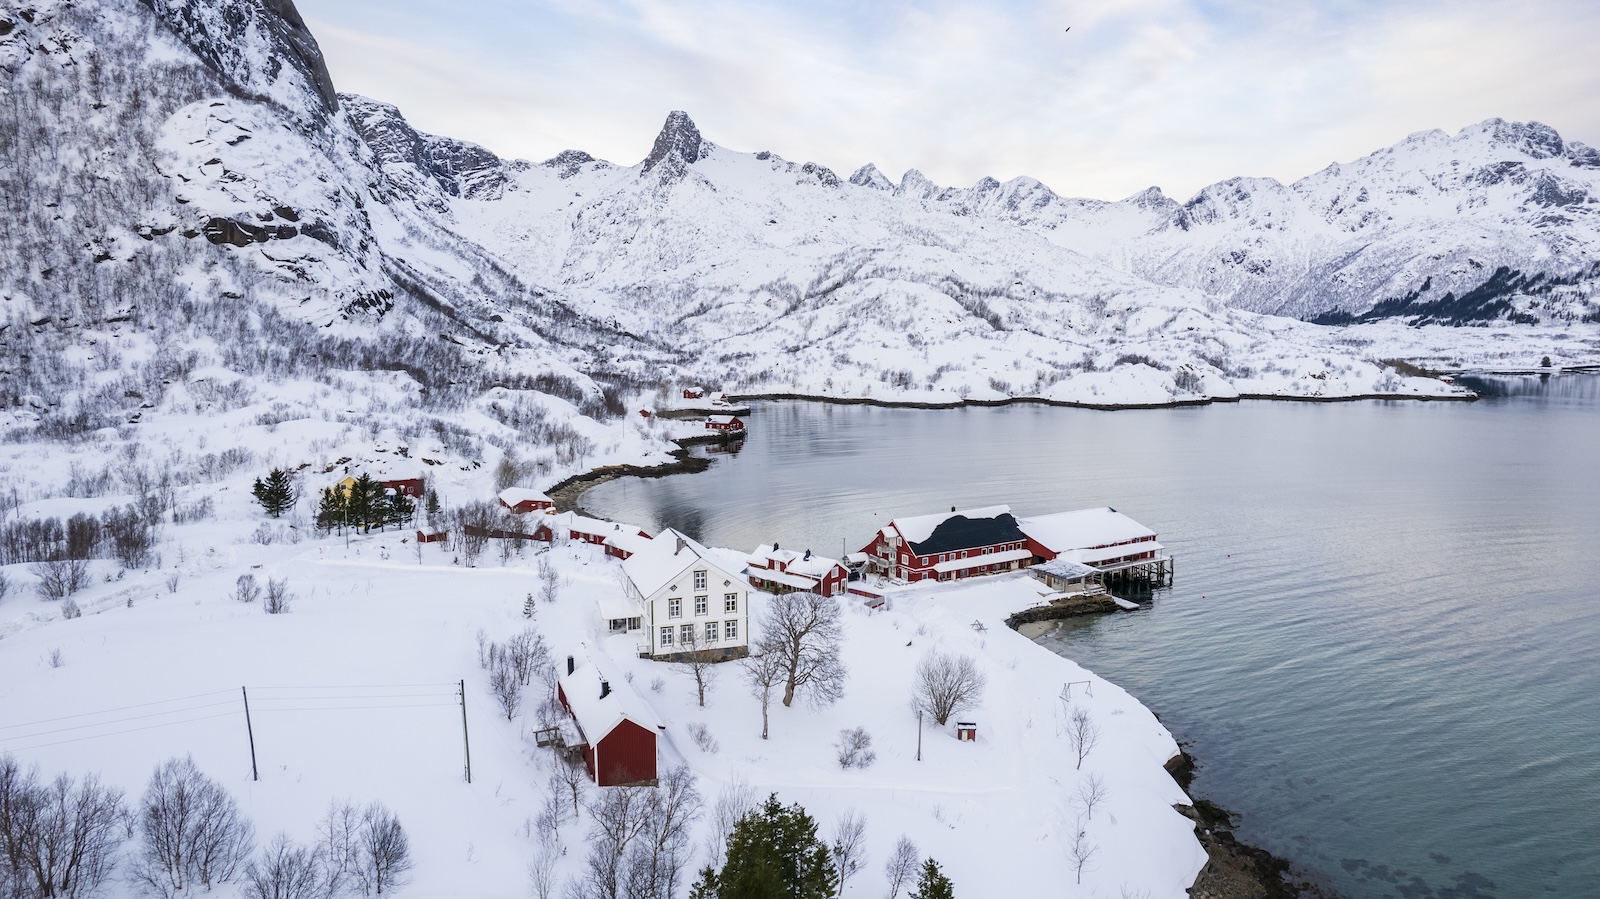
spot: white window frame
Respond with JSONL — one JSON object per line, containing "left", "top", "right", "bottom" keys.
{"left": 659, "top": 626, "right": 673, "bottom": 647}
{"left": 680, "top": 624, "right": 695, "bottom": 645}
{"left": 668, "top": 597, "right": 682, "bottom": 618}
{"left": 694, "top": 595, "right": 708, "bottom": 616}
{"left": 704, "top": 621, "right": 718, "bottom": 643}
{"left": 724, "top": 620, "right": 738, "bottom": 640}
{"left": 724, "top": 593, "right": 738, "bottom": 613}
{"left": 693, "top": 570, "right": 707, "bottom": 591}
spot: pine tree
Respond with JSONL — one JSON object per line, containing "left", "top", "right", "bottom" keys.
{"left": 909, "top": 859, "right": 953, "bottom": 899}
{"left": 687, "top": 866, "right": 718, "bottom": 899}
{"left": 383, "top": 490, "right": 415, "bottom": 529}
{"left": 315, "top": 487, "right": 348, "bottom": 533}
{"left": 348, "top": 473, "right": 380, "bottom": 532}
{"left": 523, "top": 593, "right": 536, "bottom": 619}
{"left": 716, "top": 795, "right": 836, "bottom": 899}
{"left": 253, "top": 468, "right": 297, "bottom": 518}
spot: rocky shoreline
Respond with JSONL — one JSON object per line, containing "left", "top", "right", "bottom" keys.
{"left": 727, "top": 388, "right": 1476, "bottom": 413}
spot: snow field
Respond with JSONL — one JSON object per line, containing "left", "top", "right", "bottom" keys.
{"left": 1, "top": 515, "right": 1205, "bottom": 898}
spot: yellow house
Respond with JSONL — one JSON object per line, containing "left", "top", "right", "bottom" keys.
{"left": 335, "top": 476, "right": 358, "bottom": 496}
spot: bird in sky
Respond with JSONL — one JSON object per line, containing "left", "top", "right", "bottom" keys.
{"left": 1064, "top": 26, "right": 1072, "bottom": 32}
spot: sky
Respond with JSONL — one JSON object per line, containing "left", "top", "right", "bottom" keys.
{"left": 296, "top": 0, "right": 1600, "bottom": 201}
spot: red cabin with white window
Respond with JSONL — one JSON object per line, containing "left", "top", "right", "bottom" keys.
{"left": 705, "top": 415, "right": 745, "bottom": 432}
{"left": 498, "top": 487, "right": 554, "bottom": 514}
{"left": 746, "top": 544, "right": 849, "bottom": 597}
{"left": 556, "top": 644, "right": 658, "bottom": 786}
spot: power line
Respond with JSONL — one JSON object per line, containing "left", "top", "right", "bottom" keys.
{"left": 0, "top": 700, "right": 239, "bottom": 740}
{"left": 0, "top": 689, "right": 234, "bottom": 731}
{"left": 0, "top": 711, "right": 240, "bottom": 753}
{"left": 251, "top": 702, "right": 459, "bottom": 713}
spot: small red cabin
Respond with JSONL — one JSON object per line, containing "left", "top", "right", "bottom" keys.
{"left": 498, "top": 487, "right": 554, "bottom": 514}
{"left": 705, "top": 415, "right": 745, "bottom": 432}
{"left": 556, "top": 645, "right": 658, "bottom": 787}
{"left": 746, "top": 544, "right": 849, "bottom": 597}
{"left": 682, "top": 388, "right": 705, "bottom": 399}
{"left": 415, "top": 529, "right": 447, "bottom": 544}
{"left": 382, "top": 478, "right": 425, "bottom": 498}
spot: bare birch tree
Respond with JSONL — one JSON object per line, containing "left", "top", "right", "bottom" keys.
{"left": 1066, "top": 708, "right": 1100, "bottom": 770}
{"left": 355, "top": 803, "right": 412, "bottom": 896}
{"left": 883, "top": 836, "right": 918, "bottom": 899}
{"left": 1075, "top": 773, "right": 1108, "bottom": 821}
{"left": 828, "top": 809, "right": 868, "bottom": 897}
{"left": 910, "top": 652, "right": 986, "bottom": 726}
{"left": 132, "top": 756, "right": 254, "bottom": 897}
{"left": 675, "top": 628, "right": 720, "bottom": 708}
{"left": 758, "top": 593, "right": 846, "bottom": 708}
{"left": 740, "top": 647, "right": 786, "bottom": 739}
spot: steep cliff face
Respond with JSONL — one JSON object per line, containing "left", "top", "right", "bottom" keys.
{"left": 341, "top": 94, "right": 509, "bottom": 206}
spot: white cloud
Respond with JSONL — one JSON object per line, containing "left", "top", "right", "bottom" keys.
{"left": 300, "top": 0, "right": 1600, "bottom": 200}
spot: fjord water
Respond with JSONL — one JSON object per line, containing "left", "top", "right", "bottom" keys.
{"left": 582, "top": 379, "right": 1600, "bottom": 898}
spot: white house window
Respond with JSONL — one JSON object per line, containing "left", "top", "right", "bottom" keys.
{"left": 724, "top": 593, "right": 738, "bottom": 613}
{"left": 694, "top": 570, "right": 707, "bottom": 590}
{"left": 668, "top": 598, "right": 682, "bottom": 618}
{"left": 724, "top": 620, "right": 738, "bottom": 640}
{"left": 660, "top": 626, "right": 674, "bottom": 646}
{"left": 695, "top": 595, "right": 708, "bottom": 615}
{"left": 680, "top": 624, "right": 694, "bottom": 645}
{"left": 704, "top": 621, "right": 718, "bottom": 643}
{"left": 628, "top": 617, "right": 641, "bottom": 631}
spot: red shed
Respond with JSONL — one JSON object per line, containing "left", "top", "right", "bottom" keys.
{"left": 498, "top": 486, "right": 554, "bottom": 514}
{"left": 382, "top": 478, "right": 425, "bottom": 498}
{"left": 682, "top": 387, "right": 705, "bottom": 399}
{"left": 705, "top": 415, "right": 745, "bottom": 432}
{"left": 555, "top": 643, "right": 659, "bottom": 786}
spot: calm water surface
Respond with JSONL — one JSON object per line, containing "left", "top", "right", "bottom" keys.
{"left": 584, "top": 378, "right": 1600, "bottom": 899}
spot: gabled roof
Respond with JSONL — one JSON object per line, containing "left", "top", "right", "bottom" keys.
{"left": 891, "top": 505, "right": 1026, "bottom": 555}
{"left": 1032, "top": 558, "right": 1102, "bottom": 581}
{"left": 1018, "top": 508, "right": 1156, "bottom": 553}
{"left": 621, "top": 528, "right": 740, "bottom": 598}
{"left": 747, "top": 544, "right": 845, "bottom": 578}
{"left": 557, "top": 641, "right": 660, "bottom": 743}
{"left": 499, "top": 486, "right": 552, "bottom": 506}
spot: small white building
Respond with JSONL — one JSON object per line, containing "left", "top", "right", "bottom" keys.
{"left": 619, "top": 529, "right": 751, "bottom": 661}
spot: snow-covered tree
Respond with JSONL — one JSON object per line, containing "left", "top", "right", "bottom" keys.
{"left": 757, "top": 593, "right": 845, "bottom": 708}
{"left": 910, "top": 652, "right": 986, "bottom": 726}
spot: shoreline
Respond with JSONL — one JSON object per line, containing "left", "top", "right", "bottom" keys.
{"left": 725, "top": 388, "right": 1477, "bottom": 412}
{"left": 555, "top": 437, "right": 1344, "bottom": 899}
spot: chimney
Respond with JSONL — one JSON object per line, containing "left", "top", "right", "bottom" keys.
{"left": 951, "top": 505, "right": 956, "bottom": 512}
{"left": 599, "top": 680, "right": 611, "bottom": 699}
{"left": 675, "top": 536, "right": 687, "bottom": 554}
{"left": 566, "top": 655, "right": 575, "bottom": 676}
{"left": 804, "top": 549, "right": 811, "bottom": 560}
{"left": 773, "top": 542, "right": 779, "bottom": 551}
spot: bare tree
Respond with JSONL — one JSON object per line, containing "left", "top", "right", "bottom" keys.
{"left": 1, "top": 571, "right": 14, "bottom": 604}
{"left": 675, "top": 629, "right": 719, "bottom": 708}
{"left": 705, "top": 778, "right": 756, "bottom": 871}
{"left": 883, "top": 835, "right": 918, "bottom": 899}
{"left": 0, "top": 758, "right": 128, "bottom": 899}
{"left": 355, "top": 803, "right": 412, "bottom": 896}
{"left": 506, "top": 629, "right": 551, "bottom": 687}
{"left": 759, "top": 593, "right": 846, "bottom": 708}
{"left": 740, "top": 647, "right": 786, "bottom": 739}
{"left": 489, "top": 653, "right": 523, "bottom": 720}
{"left": 317, "top": 800, "right": 361, "bottom": 897}
{"left": 834, "top": 728, "right": 876, "bottom": 770}
{"left": 263, "top": 578, "right": 292, "bottom": 614}
{"left": 575, "top": 786, "right": 652, "bottom": 899}
{"left": 1075, "top": 773, "right": 1108, "bottom": 821}
{"left": 528, "top": 848, "right": 559, "bottom": 899}
{"left": 30, "top": 557, "right": 89, "bottom": 601}
{"left": 537, "top": 554, "right": 562, "bottom": 604}
{"left": 828, "top": 809, "right": 867, "bottom": 898}
{"left": 1068, "top": 821, "right": 1097, "bottom": 885}
{"left": 1066, "top": 708, "right": 1100, "bottom": 771}
{"left": 233, "top": 574, "right": 260, "bottom": 604}
{"left": 910, "top": 652, "right": 986, "bottom": 726}
{"left": 553, "top": 758, "right": 589, "bottom": 822}
{"left": 242, "top": 833, "right": 324, "bottom": 899}
{"left": 133, "top": 755, "right": 255, "bottom": 897}
{"left": 622, "top": 766, "right": 703, "bottom": 899}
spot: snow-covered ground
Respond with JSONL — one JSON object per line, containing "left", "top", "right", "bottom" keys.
{"left": 0, "top": 488, "right": 1203, "bottom": 897}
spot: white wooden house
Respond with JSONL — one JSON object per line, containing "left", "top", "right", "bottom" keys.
{"left": 619, "top": 529, "right": 751, "bottom": 661}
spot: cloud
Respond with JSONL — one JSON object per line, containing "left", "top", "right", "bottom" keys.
{"left": 300, "top": 0, "right": 1600, "bottom": 201}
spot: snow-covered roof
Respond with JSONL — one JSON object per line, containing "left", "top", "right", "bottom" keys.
{"left": 892, "top": 504, "right": 1012, "bottom": 545}
{"left": 1058, "top": 541, "right": 1166, "bottom": 566}
{"left": 750, "top": 567, "right": 819, "bottom": 590}
{"left": 1032, "top": 558, "right": 1102, "bottom": 581}
{"left": 499, "top": 487, "right": 552, "bottom": 506}
{"left": 1018, "top": 508, "right": 1156, "bottom": 553}
{"left": 706, "top": 414, "right": 740, "bottom": 424}
{"left": 621, "top": 529, "right": 736, "bottom": 598}
{"left": 558, "top": 511, "right": 628, "bottom": 538}
{"left": 603, "top": 529, "right": 654, "bottom": 557}
{"left": 597, "top": 594, "right": 645, "bottom": 621}
{"left": 557, "top": 641, "right": 660, "bottom": 743}
{"left": 747, "top": 545, "right": 844, "bottom": 579}
{"left": 931, "top": 547, "right": 1033, "bottom": 574}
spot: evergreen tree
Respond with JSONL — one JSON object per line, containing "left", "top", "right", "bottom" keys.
{"left": 383, "top": 490, "right": 415, "bottom": 528}
{"left": 714, "top": 795, "right": 836, "bottom": 899}
{"left": 523, "top": 593, "right": 536, "bottom": 619}
{"left": 909, "top": 859, "right": 953, "bottom": 899}
{"left": 424, "top": 488, "right": 440, "bottom": 517}
{"left": 252, "top": 468, "right": 297, "bottom": 517}
{"left": 347, "top": 473, "right": 381, "bottom": 532}
{"left": 315, "top": 486, "right": 348, "bottom": 533}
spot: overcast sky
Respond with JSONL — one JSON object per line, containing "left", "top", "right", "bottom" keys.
{"left": 297, "top": 0, "right": 1600, "bottom": 201}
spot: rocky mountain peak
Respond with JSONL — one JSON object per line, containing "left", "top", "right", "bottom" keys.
{"left": 141, "top": 0, "right": 338, "bottom": 126}
{"left": 640, "top": 110, "right": 708, "bottom": 178}
{"left": 341, "top": 93, "right": 506, "bottom": 200}
{"left": 848, "top": 164, "right": 894, "bottom": 191}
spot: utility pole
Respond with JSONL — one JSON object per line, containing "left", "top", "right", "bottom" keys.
{"left": 459, "top": 679, "right": 472, "bottom": 784}
{"left": 241, "top": 686, "right": 259, "bottom": 782}
{"left": 916, "top": 710, "right": 923, "bottom": 762}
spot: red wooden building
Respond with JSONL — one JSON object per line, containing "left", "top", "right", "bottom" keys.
{"left": 746, "top": 545, "right": 850, "bottom": 597}
{"left": 682, "top": 387, "right": 705, "bottom": 399}
{"left": 555, "top": 644, "right": 659, "bottom": 786}
{"left": 704, "top": 415, "right": 745, "bottom": 432}
{"left": 498, "top": 487, "right": 554, "bottom": 514}
{"left": 382, "top": 478, "right": 425, "bottom": 498}
{"left": 858, "top": 505, "right": 1034, "bottom": 583}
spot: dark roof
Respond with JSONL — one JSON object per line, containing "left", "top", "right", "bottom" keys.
{"left": 906, "top": 512, "right": 1028, "bottom": 556}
